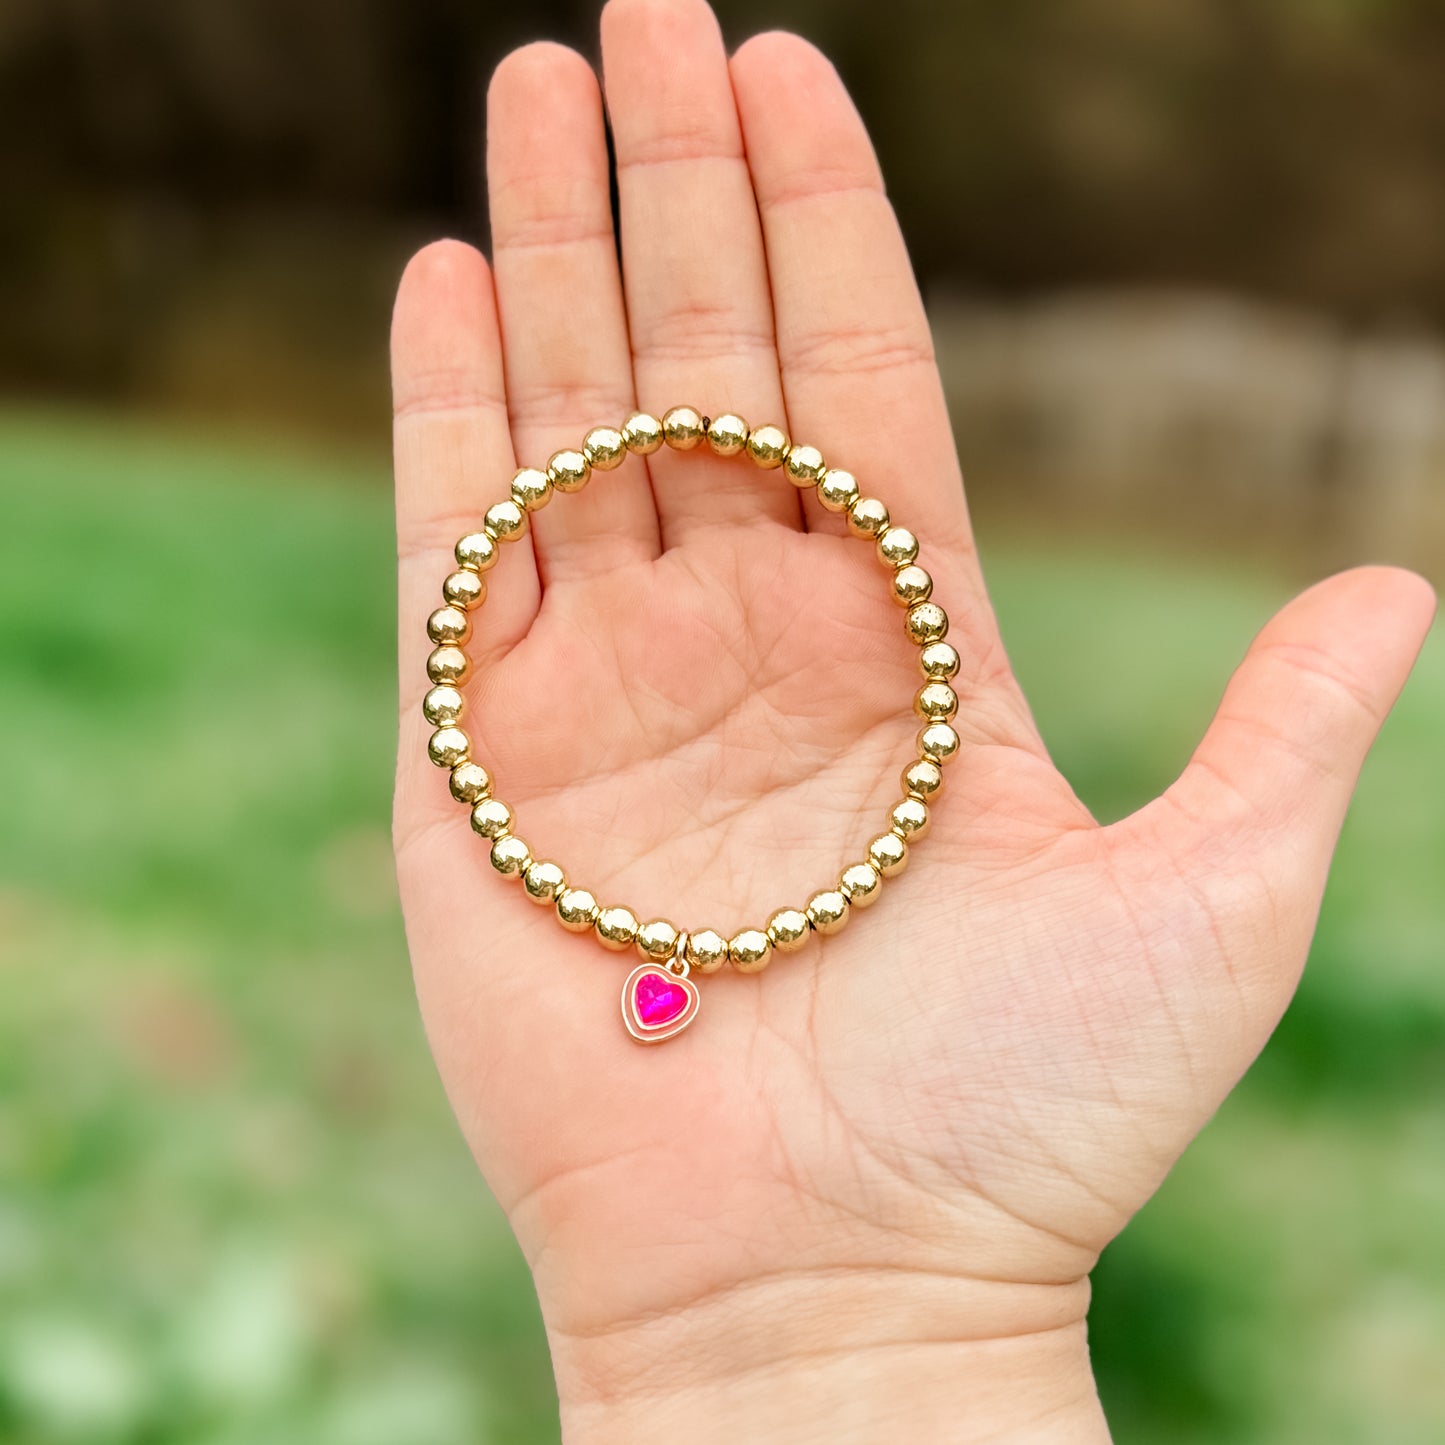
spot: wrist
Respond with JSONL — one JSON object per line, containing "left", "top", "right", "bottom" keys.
{"left": 547, "top": 1267, "right": 1109, "bottom": 1444}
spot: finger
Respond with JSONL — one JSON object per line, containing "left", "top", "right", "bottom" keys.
{"left": 1145, "top": 565, "right": 1435, "bottom": 877}
{"left": 487, "top": 43, "right": 661, "bottom": 584}
{"left": 600, "top": 0, "right": 798, "bottom": 542}
{"left": 730, "top": 33, "right": 979, "bottom": 564}
{"left": 392, "top": 242, "right": 538, "bottom": 691}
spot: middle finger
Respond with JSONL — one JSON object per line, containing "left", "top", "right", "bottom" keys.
{"left": 601, "top": 0, "right": 799, "bottom": 545}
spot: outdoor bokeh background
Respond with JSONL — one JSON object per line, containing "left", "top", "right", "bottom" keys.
{"left": 3, "top": 1, "right": 1443, "bottom": 1441}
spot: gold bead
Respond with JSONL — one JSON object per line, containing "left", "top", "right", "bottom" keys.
{"left": 906, "top": 602, "right": 949, "bottom": 645}
{"left": 595, "top": 905, "right": 640, "bottom": 950}
{"left": 919, "top": 641, "right": 961, "bottom": 680}
{"left": 806, "top": 889, "right": 850, "bottom": 936}
{"left": 766, "top": 908, "right": 811, "bottom": 953}
{"left": 622, "top": 412, "right": 664, "bottom": 454}
{"left": 449, "top": 760, "right": 492, "bottom": 804}
{"left": 423, "top": 684, "right": 464, "bottom": 726}
{"left": 556, "top": 887, "right": 601, "bottom": 932}
{"left": 428, "top": 726, "right": 469, "bottom": 768}
{"left": 706, "top": 413, "right": 749, "bottom": 457}
{"left": 902, "top": 758, "right": 944, "bottom": 801}
{"left": 868, "top": 831, "right": 909, "bottom": 877}
{"left": 582, "top": 427, "right": 627, "bottom": 471}
{"left": 490, "top": 834, "right": 531, "bottom": 878}
{"left": 891, "top": 566, "right": 933, "bottom": 609}
{"left": 685, "top": 928, "right": 729, "bottom": 974}
{"left": 916, "top": 682, "right": 959, "bottom": 722}
{"left": 891, "top": 797, "right": 930, "bottom": 840}
{"left": 547, "top": 449, "right": 591, "bottom": 493}
{"left": 877, "top": 526, "right": 920, "bottom": 568}
{"left": 919, "top": 721, "right": 962, "bottom": 765}
{"left": 839, "top": 861, "right": 882, "bottom": 908}
{"left": 847, "top": 495, "right": 891, "bottom": 539}
{"left": 484, "top": 499, "right": 528, "bottom": 542}
{"left": 636, "top": 918, "right": 681, "bottom": 961}
{"left": 746, "top": 423, "right": 789, "bottom": 469}
{"left": 427, "top": 605, "right": 470, "bottom": 645}
{"left": 817, "top": 468, "right": 859, "bottom": 513}
{"left": 443, "top": 569, "right": 486, "bottom": 610}
{"left": 728, "top": 928, "right": 773, "bottom": 973}
{"left": 427, "top": 645, "right": 469, "bottom": 685}
{"left": 455, "top": 531, "right": 497, "bottom": 573}
{"left": 523, "top": 859, "right": 566, "bottom": 904}
{"left": 783, "top": 443, "right": 825, "bottom": 489}
{"left": 470, "top": 798, "right": 512, "bottom": 839}
{"left": 662, "top": 406, "right": 705, "bottom": 450}
{"left": 510, "top": 467, "right": 552, "bottom": 512}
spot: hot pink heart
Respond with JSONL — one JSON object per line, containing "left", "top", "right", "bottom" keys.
{"left": 634, "top": 970, "right": 690, "bottom": 1027}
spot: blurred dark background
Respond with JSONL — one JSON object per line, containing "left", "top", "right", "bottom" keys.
{"left": 2, "top": 2, "right": 1443, "bottom": 1442}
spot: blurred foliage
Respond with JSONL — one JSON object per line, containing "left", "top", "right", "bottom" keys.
{"left": 1, "top": 410, "right": 1441, "bottom": 1442}
{"left": 5, "top": 0, "right": 1445, "bottom": 420}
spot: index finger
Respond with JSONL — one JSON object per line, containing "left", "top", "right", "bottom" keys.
{"left": 730, "top": 33, "right": 979, "bottom": 577}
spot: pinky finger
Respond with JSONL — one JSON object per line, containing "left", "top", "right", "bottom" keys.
{"left": 392, "top": 239, "right": 539, "bottom": 701}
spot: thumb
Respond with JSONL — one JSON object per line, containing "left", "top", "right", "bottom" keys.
{"left": 1121, "top": 566, "right": 1435, "bottom": 1009}
{"left": 1158, "top": 565, "right": 1434, "bottom": 857}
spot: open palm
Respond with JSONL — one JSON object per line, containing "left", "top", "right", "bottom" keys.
{"left": 390, "top": 1, "right": 1434, "bottom": 1434}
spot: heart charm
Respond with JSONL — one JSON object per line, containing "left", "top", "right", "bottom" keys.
{"left": 621, "top": 963, "right": 700, "bottom": 1044}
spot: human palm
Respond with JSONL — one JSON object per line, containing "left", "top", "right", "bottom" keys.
{"left": 391, "top": 1, "right": 1434, "bottom": 1434}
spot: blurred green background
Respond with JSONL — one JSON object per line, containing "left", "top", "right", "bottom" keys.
{"left": 2, "top": 1, "right": 1442, "bottom": 1441}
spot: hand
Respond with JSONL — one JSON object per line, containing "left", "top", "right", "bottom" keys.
{"left": 389, "top": 2, "right": 1436, "bottom": 1439}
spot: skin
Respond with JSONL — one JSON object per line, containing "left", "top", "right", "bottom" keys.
{"left": 389, "top": 1, "right": 1437, "bottom": 1439}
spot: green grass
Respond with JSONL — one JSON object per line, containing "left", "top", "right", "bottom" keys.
{"left": 1, "top": 407, "right": 1442, "bottom": 1443}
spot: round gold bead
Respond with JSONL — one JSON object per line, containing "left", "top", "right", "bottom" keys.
{"left": 902, "top": 758, "right": 944, "bottom": 801}
{"left": 766, "top": 908, "right": 811, "bottom": 953}
{"left": 443, "top": 569, "right": 486, "bottom": 610}
{"left": 427, "top": 645, "right": 469, "bottom": 685}
{"left": 490, "top": 834, "right": 531, "bottom": 878}
{"left": 783, "top": 443, "right": 826, "bottom": 489}
{"left": 423, "top": 684, "right": 464, "bottom": 726}
{"left": 470, "top": 798, "right": 513, "bottom": 839}
{"left": 891, "top": 797, "right": 931, "bottom": 841}
{"left": 728, "top": 928, "right": 773, "bottom": 974}
{"left": 685, "top": 928, "right": 729, "bottom": 974}
{"left": 427, "top": 606, "right": 470, "bottom": 645}
{"left": 817, "top": 468, "right": 860, "bottom": 513}
{"left": 636, "top": 918, "right": 681, "bottom": 961}
{"left": 595, "top": 905, "right": 640, "bottom": 951}
{"left": 906, "top": 602, "right": 949, "bottom": 645}
{"left": 839, "top": 861, "right": 882, "bottom": 908}
{"left": 891, "top": 566, "right": 934, "bottom": 608}
{"left": 919, "top": 721, "right": 962, "bottom": 766}
{"left": 847, "top": 495, "right": 891, "bottom": 539}
{"left": 455, "top": 531, "right": 498, "bottom": 573}
{"left": 877, "top": 526, "right": 920, "bottom": 568}
{"left": 523, "top": 859, "right": 566, "bottom": 904}
{"left": 449, "top": 760, "right": 492, "bottom": 804}
{"left": 868, "top": 831, "right": 909, "bottom": 878}
{"left": 547, "top": 449, "right": 591, "bottom": 494}
{"left": 916, "top": 682, "right": 959, "bottom": 722}
{"left": 622, "top": 412, "right": 664, "bottom": 454}
{"left": 428, "top": 726, "right": 470, "bottom": 769}
{"left": 746, "top": 423, "right": 789, "bottom": 469}
{"left": 806, "top": 889, "right": 850, "bottom": 936}
{"left": 919, "top": 641, "right": 961, "bottom": 681}
{"left": 510, "top": 467, "right": 553, "bottom": 512}
{"left": 662, "top": 406, "right": 705, "bottom": 450}
{"left": 484, "top": 499, "right": 528, "bottom": 542}
{"left": 706, "top": 413, "right": 749, "bottom": 457}
{"left": 556, "top": 887, "right": 601, "bottom": 932}
{"left": 582, "top": 427, "right": 627, "bottom": 471}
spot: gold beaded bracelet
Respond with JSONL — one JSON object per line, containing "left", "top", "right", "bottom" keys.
{"left": 422, "top": 406, "right": 961, "bottom": 1044}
